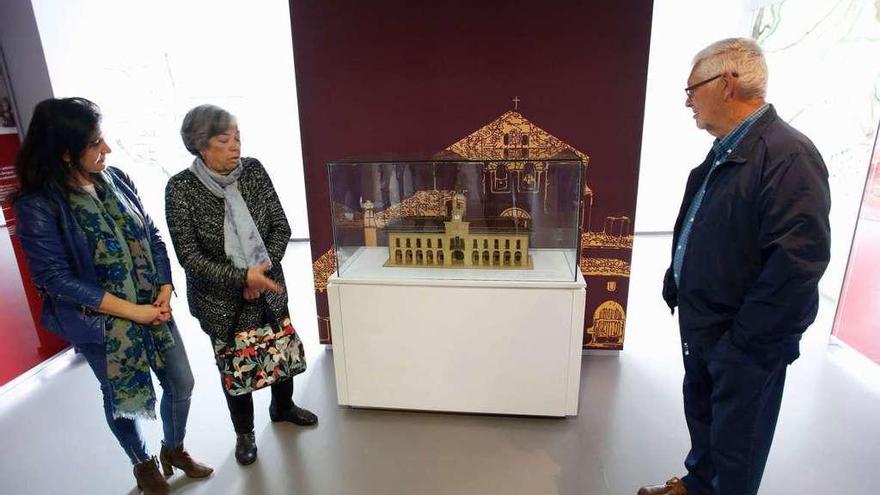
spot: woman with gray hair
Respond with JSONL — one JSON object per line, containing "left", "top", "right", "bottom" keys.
{"left": 165, "top": 104, "right": 317, "bottom": 466}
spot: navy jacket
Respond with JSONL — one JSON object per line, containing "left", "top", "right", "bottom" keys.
{"left": 662, "top": 106, "right": 831, "bottom": 362}
{"left": 14, "top": 167, "right": 173, "bottom": 345}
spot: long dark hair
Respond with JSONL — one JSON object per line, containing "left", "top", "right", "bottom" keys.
{"left": 14, "top": 97, "right": 102, "bottom": 195}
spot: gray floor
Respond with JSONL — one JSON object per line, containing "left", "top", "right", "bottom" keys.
{"left": 1, "top": 235, "right": 877, "bottom": 495}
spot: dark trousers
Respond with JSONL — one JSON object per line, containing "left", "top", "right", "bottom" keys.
{"left": 222, "top": 378, "right": 294, "bottom": 434}
{"left": 679, "top": 328, "right": 788, "bottom": 495}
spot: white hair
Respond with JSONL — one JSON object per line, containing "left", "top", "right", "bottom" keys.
{"left": 692, "top": 38, "right": 768, "bottom": 99}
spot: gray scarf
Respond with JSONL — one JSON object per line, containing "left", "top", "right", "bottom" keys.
{"left": 189, "top": 157, "right": 271, "bottom": 269}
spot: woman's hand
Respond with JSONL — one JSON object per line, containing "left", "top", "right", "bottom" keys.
{"left": 100, "top": 292, "right": 170, "bottom": 325}
{"left": 243, "top": 287, "right": 261, "bottom": 301}
{"left": 153, "top": 284, "right": 173, "bottom": 311}
{"left": 130, "top": 304, "right": 171, "bottom": 325}
{"left": 150, "top": 284, "right": 173, "bottom": 325}
{"left": 246, "top": 261, "right": 282, "bottom": 294}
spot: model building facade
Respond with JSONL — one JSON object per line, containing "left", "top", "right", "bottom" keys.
{"left": 385, "top": 193, "right": 532, "bottom": 269}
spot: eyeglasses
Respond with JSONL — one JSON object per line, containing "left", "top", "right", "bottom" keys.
{"left": 684, "top": 74, "right": 723, "bottom": 98}
{"left": 684, "top": 71, "right": 739, "bottom": 98}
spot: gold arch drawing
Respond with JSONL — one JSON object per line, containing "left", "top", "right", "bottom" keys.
{"left": 499, "top": 207, "right": 532, "bottom": 220}
{"left": 586, "top": 300, "right": 626, "bottom": 347}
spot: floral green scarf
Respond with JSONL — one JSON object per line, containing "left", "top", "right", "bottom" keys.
{"left": 67, "top": 177, "right": 175, "bottom": 419}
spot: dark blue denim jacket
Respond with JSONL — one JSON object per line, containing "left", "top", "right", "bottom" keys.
{"left": 14, "top": 166, "right": 173, "bottom": 345}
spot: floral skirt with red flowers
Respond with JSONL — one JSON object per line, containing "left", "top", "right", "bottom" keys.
{"left": 213, "top": 317, "right": 306, "bottom": 396}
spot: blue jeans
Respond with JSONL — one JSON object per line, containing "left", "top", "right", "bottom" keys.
{"left": 77, "top": 322, "right": 194, "bottom": 465}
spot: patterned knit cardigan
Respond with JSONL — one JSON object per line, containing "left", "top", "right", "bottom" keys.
{"left": 165, "top": 157, "right": 291, "bottom": 340}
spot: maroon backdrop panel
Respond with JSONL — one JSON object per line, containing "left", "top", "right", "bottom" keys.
{"left": 290, "top": 0, "right": 652, "bottom": 349}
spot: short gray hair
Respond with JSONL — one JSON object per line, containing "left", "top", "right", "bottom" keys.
{"left": 180, "top": 104, "right": 236, "bottom": 156}
{"left": 692, "top": 38, "right": 768, "bottom": 99}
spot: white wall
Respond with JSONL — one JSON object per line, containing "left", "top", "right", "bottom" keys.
{"left": 635, "top": 0, "right": 756, "bottom": 232}
{"left": 636, "top": 0, "right": 880, "bottom": 302}
{"left": 30, "top": 0, "right": 309, "bottom": 240}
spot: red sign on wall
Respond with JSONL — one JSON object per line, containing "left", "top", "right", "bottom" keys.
{"left": 0, "top": 119, "right": 68, "bottom": 387}
{"left": 832, "top": 121, "right": 880, "bottom": 365}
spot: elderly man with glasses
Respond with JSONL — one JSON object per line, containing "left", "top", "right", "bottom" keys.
{"left": 638, "top": 38, "right": 831, "bottom": 495}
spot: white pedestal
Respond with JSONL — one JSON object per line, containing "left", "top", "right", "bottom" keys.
{"left": 327, "top": 248, "right": 586, "bottom": 417}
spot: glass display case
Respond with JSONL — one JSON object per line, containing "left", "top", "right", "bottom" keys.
{"left": 327, "top": 158, "right": 584, "bottom": 283}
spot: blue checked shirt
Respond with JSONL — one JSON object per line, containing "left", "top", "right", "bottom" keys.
{"left": 673, "top": 104, "right": 770, "bottom": 285}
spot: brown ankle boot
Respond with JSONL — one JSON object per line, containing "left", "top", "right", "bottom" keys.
{"left": 133, "top": 456, "right": 170, "bottom": 494}
{"left": 159, "top": 443, "right": 214, "bottom": 478}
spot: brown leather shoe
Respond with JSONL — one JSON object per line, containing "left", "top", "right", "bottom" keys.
{"left": 159, "top": 443, "right": 214, "bottom": 478}
{"left": 637, "top": 477, "right": 691, "bottom": 495}
{"left": 133, "top": 456, "right": 170, "bottom": 495}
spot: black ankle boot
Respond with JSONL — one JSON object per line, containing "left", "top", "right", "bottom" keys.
{"left": 235, "top": 432, "right": 257, "bottom": 465}
{"left": 269, "top": 403, "right": 318, "bottom": 426}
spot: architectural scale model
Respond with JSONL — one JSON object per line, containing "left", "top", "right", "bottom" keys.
{"left": 383, "top": 193, "right": 533, "bottom": 269}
